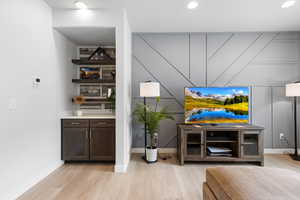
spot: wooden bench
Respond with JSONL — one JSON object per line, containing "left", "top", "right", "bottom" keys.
{"left": 203, "top": 167, "right": 300, "bottom": 200}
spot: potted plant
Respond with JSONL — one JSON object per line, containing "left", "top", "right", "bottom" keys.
{"left": 133, "top": 97, "right": 174, "bottom": 162}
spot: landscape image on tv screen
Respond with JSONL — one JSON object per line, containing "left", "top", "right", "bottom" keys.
{"left": 185, "top": 87, "right": 249, "bottom": 124}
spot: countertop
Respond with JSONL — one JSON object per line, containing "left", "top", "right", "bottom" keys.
{"left": 61, "top": 115, "right": 115, "bottom": 119}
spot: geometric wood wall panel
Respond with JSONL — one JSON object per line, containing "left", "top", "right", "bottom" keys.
{"left": 207, "top": 33, "right": 233, "bottom": 59}
{"left": 158, "top": 114, "right": 184, "bottom": 147}
{"left": 272, "top": 87, "right": 295, "bottom": 148}
{"left": 252, "top": 87, "right": 273, "bottom": 148}
{"left": 190, "top": 33, "right": 206, "bottom": 86}
{"left": 207, "top": 32, "right": 261, "bottom": 86}
{"left": 255, "top": 40, "right": 299, "bottom": 62}
{"left": 140, "top": 33, "right": 190, "bottom": 79}
{"left": 276, "top": 32, "right": 300, "bottom": 40}
{"left": 133, "top": 35, "right": 195, "bottom": 104}
{"left": 231, "top": 63, "right": 300, "bottom": 86}
{"left": 132, "top": 32, "right": 300, "bottom": 148}
{"left": 209, "top": 33, "right": 278, "bottom": 86}
{"left": 132, "top": 98, "right": 183, "bottom": 114}
{"left": 132, "top": 58, "right": 174, "bottom": 98}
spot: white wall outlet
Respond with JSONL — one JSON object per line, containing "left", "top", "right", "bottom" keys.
{"left": 280, "top": 133, "right": 285, "bottom": 140}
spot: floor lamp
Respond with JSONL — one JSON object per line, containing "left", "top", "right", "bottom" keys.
{"left": 140, "top": 81, "right": 160, "bottom": 162}
{"left": 286, "top": 82, "right": 300, "bottom": 161}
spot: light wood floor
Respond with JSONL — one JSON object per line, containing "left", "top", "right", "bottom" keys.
{"left": 18, "top": 154, "right": 300, "bottom": 200}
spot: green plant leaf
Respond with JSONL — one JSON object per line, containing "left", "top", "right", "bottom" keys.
{"left": 133, "top": 99, "right": 174, "bottom": 145}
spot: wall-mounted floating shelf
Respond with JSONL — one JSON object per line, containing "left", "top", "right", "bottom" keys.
{"left": 72, "top": 79, "right": 115, "bottom": 84}
{"left": 72, "top": 59, "right": 115, "bottom": 65}
{"left": 72, "top": 46, "right": 116, "bottom": 113}
{"left": 72, "top": 96, "right": 112, "bottom": 105}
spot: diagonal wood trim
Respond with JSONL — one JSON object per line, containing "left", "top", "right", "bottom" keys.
{"left": 251, "top": 60, "right": 300, "bottom": 65}
{"left": 137, "top": 34, "right": 196, "bottom": 87}
{"left": 271, "top": 87, "right": 274, "bottom": 148}
{"left": 133, "top": 55, "right": 184, "bottom": 107}
{"left": 162, "top": 135, "right": 177, "bottom": 148}
{"left": 208, "top": 33, "right": 235, "bottom": 61}
{"left": 205, "top": 33, "right": 208, "bottom": 87}
{"left": 225, "top": 33, "right": 280, "bottom": 86}
{"left": 188, "top": 33, "right": 191, "bottom": 80}
{"left": 210, "top": 33, "right": 263, "bottom": 86}
{"left": 133, "top": 97, "right": 178, "bottom": 100}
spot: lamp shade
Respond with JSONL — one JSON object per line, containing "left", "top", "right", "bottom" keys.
{"left": 140, "top": 82, "right": 160, "bottom": 97}
{"left": 286, "top": 83, "right": 300, "bottom": 97}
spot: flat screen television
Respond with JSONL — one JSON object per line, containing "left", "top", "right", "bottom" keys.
{"left": 184, "top": 87, "right": 249, "bottom": 124}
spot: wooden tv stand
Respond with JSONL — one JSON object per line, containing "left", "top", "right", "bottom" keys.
{"left": 177, "top": 124, "right": 264, "bottom": 166}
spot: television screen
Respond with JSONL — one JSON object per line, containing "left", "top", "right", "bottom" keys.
{"left": 184, "top": 87, "right": 249, "bottom": 124}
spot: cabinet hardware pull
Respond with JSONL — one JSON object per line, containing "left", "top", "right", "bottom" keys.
{"left": 71, "top": 122, "right": 80, "bottom": 125}
{"left": 89, "top": 129, "right": 92, "bottom": 152}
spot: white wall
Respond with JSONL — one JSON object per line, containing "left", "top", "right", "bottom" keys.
{"left": 53, "top": 8, "right": 133, "bottom": 172}
{"left": 53, "top": 9, "right": 122, "bottom": 28}
{"left": 131, "top": 32, "right": 300, "bottom": 149}
{"left": 115, "top": 10, "right": 132, "bottom": 171}
{"left": 0, "top": 0, "right": 76, "bottom": 199}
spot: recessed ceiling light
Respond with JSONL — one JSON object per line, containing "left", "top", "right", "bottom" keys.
{"left": 74, "top": 1, "right": 88, "bottom": 9}
{"left": 281, "top": 0, "right": 296, "bottom": 8}
{"left": 187, "top": 1, "right": 199, "bottom": 10}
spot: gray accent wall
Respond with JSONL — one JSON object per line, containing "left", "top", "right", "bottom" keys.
{"left": 132, "top": 32, "right": 300, "bottom": 149}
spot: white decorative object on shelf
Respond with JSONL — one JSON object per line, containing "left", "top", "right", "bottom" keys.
{"left": 74, "top": 110, "right": 83, "bottom": 116}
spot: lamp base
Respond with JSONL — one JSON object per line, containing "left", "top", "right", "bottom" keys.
{"left": 289, "top": 154, "right": 300, "bottom": 161}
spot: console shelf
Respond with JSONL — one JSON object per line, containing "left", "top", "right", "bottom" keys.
{"left": 72, "top": 59, "right": 115, "bottom": 65}
{"left": 177, "top": 124, "right": 264, "bottom": 166}
{"left": 72, "top": 79, "right": 115, "bottom": 84}
{"left": 206, "top": 140, "right": 237, "bottom": 143}
{"left": 187, "top": 142, "right": 201, "bottom": 144}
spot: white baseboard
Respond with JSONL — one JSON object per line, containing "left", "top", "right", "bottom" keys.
{"left": 131, "top": 148, "right": 177, "bottom": 154}
{"left": 264, "top": 148, "right": 298, "bottom": 154}
{"left": 132, "top": 148, "right": 298, "bottom": 155}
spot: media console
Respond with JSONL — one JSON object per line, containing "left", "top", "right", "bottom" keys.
{"left": 177, "top": 124, "right": 264, "bottom": 166}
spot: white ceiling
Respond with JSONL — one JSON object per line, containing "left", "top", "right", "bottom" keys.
{"left": 44, "top": 0, "right": 122, "bottom": 9}
{"left": 55, "top": 27, "right": 115, "bottom": 45}
{"left": 45, "top": 0, "right": 300, "bottom": 32}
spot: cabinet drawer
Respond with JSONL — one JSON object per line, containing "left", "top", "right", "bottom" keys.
{"left": 243, "top": 130, "right": 260, "bottom": 134}
{"left": 90, "top": 119, "right": 115, "bottom": 127}
{"left": 63, "top": 120, "right": 89, "bottom": 128}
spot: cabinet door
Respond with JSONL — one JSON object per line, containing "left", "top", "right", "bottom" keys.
{"left": 241, "top": 131, "right": 262, "bottom": 158}
{"left": 90, "top": 127, "right": 115, "bottom": 161}
{"left": 62, "top": 128, "right": 89, "bottom": 161}
{"left": 184, "top": 130, "right": 203, "bottom": 160}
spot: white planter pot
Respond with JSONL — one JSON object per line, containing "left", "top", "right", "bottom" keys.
{"left": 146, "top": 148, "right": 157, "bottom": 162}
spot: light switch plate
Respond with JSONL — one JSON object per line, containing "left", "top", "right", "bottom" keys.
{"left": 8, "top": 97, "right": 17, "bottom": 111}
{"left": 32, "top": 77, "right": 41, "bottom": 88}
